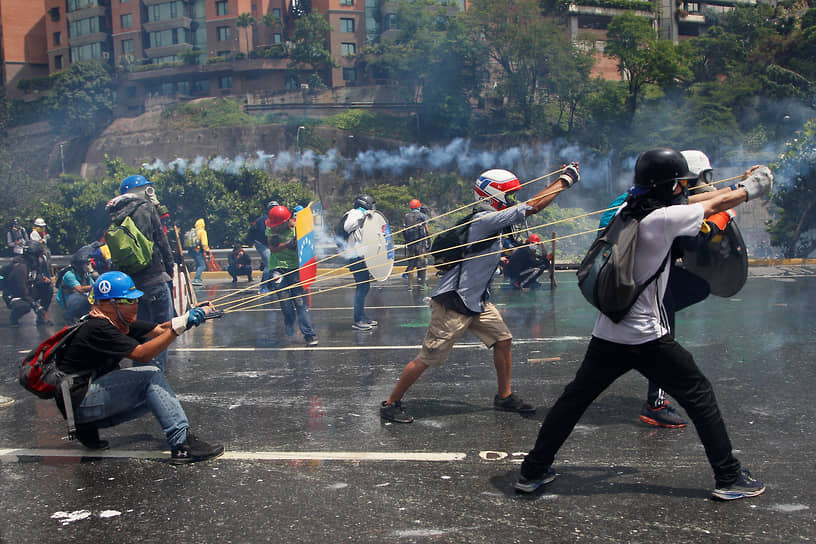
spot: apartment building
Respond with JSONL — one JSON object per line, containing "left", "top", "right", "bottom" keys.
{"left": 0, "top": 0, "right": 48, "bottom": 98}
{"left": 565, "top": 0, "right": 758, "bottom": 79}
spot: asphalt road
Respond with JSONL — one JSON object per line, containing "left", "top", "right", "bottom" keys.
{"left": 1, "top": 267, "right": 814, "bottom": 543}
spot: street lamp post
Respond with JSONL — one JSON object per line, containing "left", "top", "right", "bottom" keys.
{"left": 296, "top": 125, "right": 305, "bottom": 187}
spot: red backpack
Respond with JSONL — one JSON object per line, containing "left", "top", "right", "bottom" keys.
{"left": 19, "top": 323, "right": 84, "bottom": 399}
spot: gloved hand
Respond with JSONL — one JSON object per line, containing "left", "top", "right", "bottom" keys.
{"left": 558, "top": 163, "right": 580, "bottom": 187}
{"left": 170, "top": 307, "right": 206, "bottom": 335}
{"left": 741, "top": 166, "right": 773, "bottom": 201}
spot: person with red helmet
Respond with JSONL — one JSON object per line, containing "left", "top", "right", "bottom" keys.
{"left": 266, "top": 205, "right": 318, "bottom": 346}
{"left": 380, "top": 163, "right": 580, "bottom": 424}
{"left": 503, "top": 233, "right": 551, "bottom": 290}
{"left": 402, "top": 198, "right": 430, "bottom": 289}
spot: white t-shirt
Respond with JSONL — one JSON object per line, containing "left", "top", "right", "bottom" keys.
{"left": 592, "top": 203, "right": 704, "bottom": 345}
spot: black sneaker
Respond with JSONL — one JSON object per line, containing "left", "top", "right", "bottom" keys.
{"left": 75, "top": 424, "right": 110, "bottom": 450}
{"left": 639, "top": 401, "right": 688, "bottom": 428}
{"left": 170, "top": 431, "right": 225, "bottom": 465}
{"left": 380, "top": 400, "right": 414, "bottom": 423}
{"left": 494, "top": 393, "right": 536, "bottom": 413}
{"left": 514, "top": 468, "right": 557, "bottom": 493}
{"left": 712, "top": 469, "right": 765, "bottom": 500}
{"left": 305, "top": 336, "right": 319, "bottom": 346}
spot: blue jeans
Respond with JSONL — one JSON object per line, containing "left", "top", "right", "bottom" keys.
{"left": 64, "top": 292, "right": 91, "bottom": 323}
{"left": 349, "top": 257, "right": 371, "bottom": 323}
{"left": 254, "top": 241, "right": 271, "bottom": 292}
{"left": 136, "top": 282, "right": 173, "bottom": 371}
{"left": 76, "top": 366, "right": 189, "bottom": 448}
{"left": 189, "top": 249, "right": 206, "bottom": 281}
{"left": 276, "top": 270, "right": 316, "bottom": 338}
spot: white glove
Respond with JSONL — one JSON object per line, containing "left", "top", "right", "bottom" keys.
{"left": 171, "top": 315, "right": 188, "bottom": 336}
{"left": 558, "top": 163, "right": 580, "bottom": 187}
{"left": 741, "top": 166, "right": 773, "bottom": 201}
{"left": 170, "top": 308, "right": 206, "bottom": 335}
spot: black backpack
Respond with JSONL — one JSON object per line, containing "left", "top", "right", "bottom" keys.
{"left": 430, "top": 211, "right": 494, "bottom": 272}
{"left": 576, "top": 213, "right": 668, "bottom": 323}
{"left": 403, "top": 211, "right": 427, "bottom": 244}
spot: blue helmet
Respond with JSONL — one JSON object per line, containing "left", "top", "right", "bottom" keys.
{"left": 91, "top": 271, "right": 144, "bottom": 302}
{"left": 119, "top": 175, "right": 152, "bottom": 195}
{"left": 294, "top": 205, "right": 304, "bottom": 214}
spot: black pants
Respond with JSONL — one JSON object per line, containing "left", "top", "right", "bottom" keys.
{"left": 521, "top": 335, "right": 741, "bottom": 487}
{"left": 646, "top": 265, "right": 711, "bottom": 407}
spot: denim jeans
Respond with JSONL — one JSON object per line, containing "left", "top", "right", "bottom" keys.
{"left": 349, "top": 257, "right": 371, "bottom": 323}
{"left": 189, "top": 249, "right": 206, "bottom": 281}
{"left": 64, "top": 292, "right": 91, "bottom": 323}
{"left": 135, "top": 282, "right": 173, "bottom": 371}
{"left": 76, "top": 366, "right": 189, "bottom": 448}
{"left": 254, "top": 241, "right": 271, "bottom": 292}
{"left": 276, "top": 270, "right": 315, "bottom": 338}
{"left": 521, "top": 335, "right": 742, "bottom": 487}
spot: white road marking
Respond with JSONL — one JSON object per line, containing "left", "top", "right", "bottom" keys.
{"left": 0, "top": 448, "right": 465, "bottom": 462}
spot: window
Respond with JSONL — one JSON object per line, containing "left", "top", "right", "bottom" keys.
{"left": 53, "top": 32, "right": 62, "bottom": 46}
{"left": 126, "top": 86, "right": 137, "bottom": 98}
{"left": 149, "top": 2, "right": 180, "bottom": 22}
{"left": 54, "top": 55, "right": 63, "bottom": 70}
{"left": 340, "top": 18, "right": 354, "bottom": 33}
{"left": 384, "top": 13, "right": 397, "bottom": 31}
{"left": 49, "top": 7, "right": 60, "bottom": 21}
{"left": 340, "top": 0, "right": 353, "bottom": 5}
{"left": 71, "top": 42, "right": 102, "bottom": 62}
{"left": 341, "top": 42, "right": 356, "bottom": 56}
{"left": 148, "top": 28, "right": 188, "bottom": 48}
{"left": 217, "top": 26, "right": 230, "bottom": 41}
{"left": 342, "top": 68, "right": 357, "bottom": 81}
{"left": 193, "top": 79, "right": 210, "bottom": 93}
{"left": 273, "top": 33, "right": 282, "bottom": 44}
{"left": 68, "top": 0, "right": 98, "bottom": 12}
{"left": 272, "top": 8, "right": 281, "bottom": 18}
{"left": 216, "top": 1, "right": 228, "bottom": 16}
{"left": 219, "top": 75, "right": 232, "bottom": 89}
{"left": 122, "top": 0, "right": 132, "bottom": 3}
{"left": 69, "top": 16, "right": 101, "bottom": 38}
{"left": 122, "top": 39, "right": 134, "bottom": 55}
{"left": 121, "top": 13, "right": 132, "bottom": 29}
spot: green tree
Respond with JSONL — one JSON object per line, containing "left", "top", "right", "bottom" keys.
{"left": 289, "top": 11, "right": 337, "bottom": 87}
{"left": 605, "top": 13, "right": 689, "bottom": 124}
{"left": 466, "top": 0, "right": 565, "bottom": 129}
{"left": 237, "top": 12, "right": 256, "bottom": 53}
{"left": 46, "top": 61, "right": 114, "bottom": 137}
{"left": 768, "top": 119, "right": 816, "bottom": 257}
{"left": 360, "top": 0, "right": 480, "bottom": 138}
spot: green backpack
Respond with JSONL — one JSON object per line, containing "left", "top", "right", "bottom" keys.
{"left": 106, "top": 215, "right": 154, "bottom": 274}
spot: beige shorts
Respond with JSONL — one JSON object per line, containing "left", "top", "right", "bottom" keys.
{"left": 417, "top": 300, "right": 512, "bottom": 366}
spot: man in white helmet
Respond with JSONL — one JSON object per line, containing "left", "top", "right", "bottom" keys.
{"left": 380, "top": 164, "right": 580, "bottom": 423}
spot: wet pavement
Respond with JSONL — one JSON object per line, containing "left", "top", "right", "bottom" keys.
{"left": 1, "top": 267, "right": 815, "bottom": 543}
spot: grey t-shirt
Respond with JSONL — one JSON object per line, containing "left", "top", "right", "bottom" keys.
{"left": 432, "top": 204, "right": 530, "bottom": 314}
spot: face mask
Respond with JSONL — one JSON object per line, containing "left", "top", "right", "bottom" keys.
{"left": 144, "top": 185, "right": 160, "bottom": 206}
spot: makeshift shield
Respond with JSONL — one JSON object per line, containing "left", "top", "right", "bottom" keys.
{"left": 681, "top": 217, "right": 748, "bottom": 298}
{"left": 296, "top": 206, "right": 317, "bottom": 288}
{"left": 361, "top": 211, "right": 394, "bottom": 282}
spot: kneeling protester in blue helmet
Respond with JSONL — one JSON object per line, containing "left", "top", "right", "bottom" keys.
{"left": 51, "top": 271, "right": 225, "bottom": 463}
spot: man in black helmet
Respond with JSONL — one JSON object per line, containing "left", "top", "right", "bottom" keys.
{"left": 515, "top": 147, "right": 772, "bottom": 501}
{"left": 343, "top": 194, "right": 379, "bottom": 331}
{"left": 3, "top": 240, "right": 53, "bottom": 326}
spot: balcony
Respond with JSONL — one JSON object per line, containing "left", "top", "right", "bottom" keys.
{"left": 143, "top": 17, "right": 192, "bottom": 33}
{"left": 68, "top": 32, "right": 108, "bottom": 48}
{"left": 567, "top": 0, "right": 653, "bottom": 15}
{"left": 66, "top": 5, "right": 105, "bottom": 22}
{"left": 123, "top": 57, "right": 289, "bottom": 81}
{"left": 144, "top": 42, "right": 193, "bottom": 58}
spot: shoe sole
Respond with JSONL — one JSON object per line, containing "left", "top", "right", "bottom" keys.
{"left": 170, "top": 447, "right": 226, "bottom": 465}
{"left": 352, "top": 326, "right": 372, "bottom": 331}
{"left": 380, "top": 410, "right": 414, "bottom": 424}
{"left": 514, "top": 472, "right": 557, "bottom": 493}
{"left": 495, "top": 406, "right": 536, "bottom": 413}
{"left": 711, "top": 486, "right": 766, "bottom": 500}
{"left": 639, "top": 414, "right": 688, "bottom": 428}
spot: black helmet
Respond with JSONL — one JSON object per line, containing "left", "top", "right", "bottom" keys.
{"left": 266, "top": 200, "right": 280, "bottom": 211}
{"left": 634, "top": 147, "right": 697, "bottom": 191}
{"left": 22, "top": 239, "right": 44, "bottom": 257}
{"left": 353, "top": 194, "right": 376, "bottom": 210}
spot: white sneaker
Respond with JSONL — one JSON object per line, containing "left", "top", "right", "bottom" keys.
{"left": 352, "top": 321, "right": 372, "bottom": 331}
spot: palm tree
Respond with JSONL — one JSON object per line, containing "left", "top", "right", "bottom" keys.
{"left": 236, "top": 13, "right": 256, "bottom": 54}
